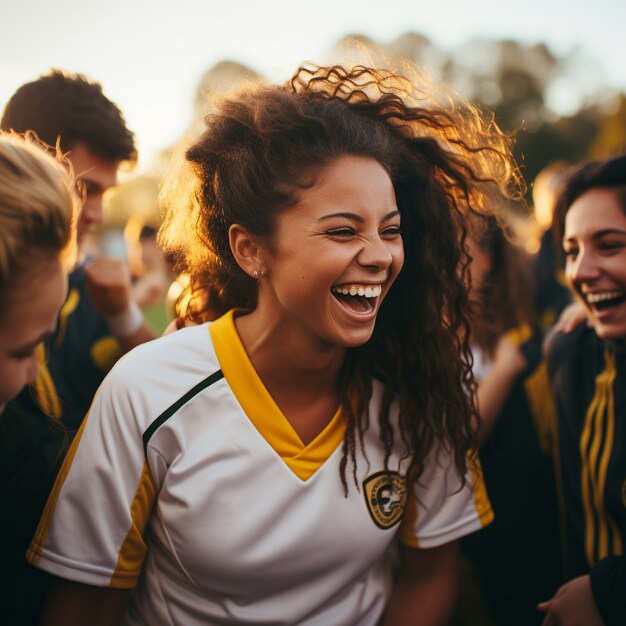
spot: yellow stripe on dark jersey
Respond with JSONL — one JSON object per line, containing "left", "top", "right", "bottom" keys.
{"left": 33, "top": 343, "right": 62, "bottom": 419}
{"left": 596, "top": 356, "right": 615, "bottom": 558}
{"left": 580, "top": 350, "right": 618, "bottom": 566}
{"left": 524, "top": 361, "right": 556, "bottom": 455}
{"left": 54, "top": 288, "right": 80, "bottom": 349}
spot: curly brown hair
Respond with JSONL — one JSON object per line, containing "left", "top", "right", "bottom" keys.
{"left": 160, "top": 64, "right": 520, "bottom": 490}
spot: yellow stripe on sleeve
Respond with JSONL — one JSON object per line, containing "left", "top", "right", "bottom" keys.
{"left": 469, "top": 453, "right": 494, "bottom": 527}
{"left": 109, "top": 460, "right": 156, "bottom": 589}
{"left": 396, "top": 453, "right": 493, "bottom": 548}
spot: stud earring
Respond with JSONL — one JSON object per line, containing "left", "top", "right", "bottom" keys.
{"left": 253, "top": 269, "right": 264, "bottom": 279}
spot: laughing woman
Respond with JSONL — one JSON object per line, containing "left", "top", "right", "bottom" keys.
{"left": 28, "top": 65, "right": 516, "bottom": 626}
{"left": 542, "top": 154, "right": 626, "bottom": 626}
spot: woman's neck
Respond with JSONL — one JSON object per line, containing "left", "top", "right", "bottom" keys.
{"left": 234, "top": 308, "right": 345, "bottom": 397}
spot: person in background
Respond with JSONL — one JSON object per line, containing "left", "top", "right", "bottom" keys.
{"left": 530, "top": 162, "right": 572, "bottom": 330}
{"left": 28, "top": 64, "right": 516, "bottom": 626}
{"left": 1, "top": 70, "right": 156, "bottom": 432}
{"left": 0, "top": 131, "right": 78, "bottom": 624}
{"left": 125, "top": 216, "right": 174, "bottom": 334}
{"left": 542, "top": 153, "right": 626, "bottom": 626}
{"left": 457, "top": 214, "right": 561, "bottom": 626}
{"left": 0, "top": 71, "right": 155, "bottom": 625}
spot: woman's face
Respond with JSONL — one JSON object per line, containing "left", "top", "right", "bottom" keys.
{"left": 563, "top": 187, "right": 626, "bottom": 340}
{"left": 0, "top": 258, "right": 67, "bottom": 412}
{"left": 256, "top": 155, "right": 404, "bottom": 350}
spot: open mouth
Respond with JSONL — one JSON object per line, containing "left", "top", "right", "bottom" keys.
{"left": 585, "top": 290, "right": 626, "bottom": 312}
{"left": 331, "top": 284, "right": 382, "bottom": 314}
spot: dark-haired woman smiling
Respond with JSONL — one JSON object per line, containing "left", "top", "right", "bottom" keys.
{"left": 30, "top": 65, "right": 517, "bottom": 626}
{"left": 543, "top": 154, "right": 626, "bottom": 626}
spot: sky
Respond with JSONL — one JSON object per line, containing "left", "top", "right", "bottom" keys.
{"left": 1, "top": 0, "right": 624, "bottom": 171}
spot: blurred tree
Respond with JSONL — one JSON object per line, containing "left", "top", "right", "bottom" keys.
{"left": 331, "top": 32, "right": 624, "bottom": 204}
{"left": 515, "top": 107, "right": 600, "bottom": 191}
{"left": 444, "top": 39, "right": 561, "bottom": 135}
{"left": 589, "top": 94, "right": 626, "bottom": 157}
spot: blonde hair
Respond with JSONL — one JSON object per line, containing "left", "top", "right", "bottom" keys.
{"left": 0, "top": 132, "right": 78, "bottom": 312}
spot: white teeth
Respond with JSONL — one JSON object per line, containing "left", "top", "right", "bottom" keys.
{"left": 586, "top": 291, "right": 623, "bottom": 304}
{"left": 332, "top": 284, "right": 382, "bottom": 298}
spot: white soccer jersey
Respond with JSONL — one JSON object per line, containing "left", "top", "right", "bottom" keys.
{"left": 29, "top": 310, "right": 492, "bottom": 626}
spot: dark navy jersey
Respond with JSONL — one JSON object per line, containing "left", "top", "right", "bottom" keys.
{"left": 547, "top": 325, "right": 626, "bottom": 625}
{"left": 462, "top": 326, "right": 561, "bottom": 626}
{"left": 16, "top": 263, "right": 122, "bottom": 431}
{"left": 0, "top": 264, "right": 122, "bottom": 624}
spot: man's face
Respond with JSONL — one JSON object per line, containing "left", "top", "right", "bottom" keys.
{"left": 68, "top": 142, "right": 120, "bottom": 248}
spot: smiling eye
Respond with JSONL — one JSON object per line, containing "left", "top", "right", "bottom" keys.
{"left": 599, "top": 240, "right": 625, "bottom": 252}
{"left": 326, "top": 228, "right": 356, "bottom": 237}
{"left": 381, "top": 225, "right": 402, "bottom": 237}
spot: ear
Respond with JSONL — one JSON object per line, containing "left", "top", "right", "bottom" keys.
{"left": 229, "top": 224, "right": 266, "bottom": 279}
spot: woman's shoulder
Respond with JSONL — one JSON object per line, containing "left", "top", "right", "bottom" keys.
{"left": 545, "top": 324, "right": 599, "bottom": 375}
{"left": 106, "top": 323, "right": 219, "bottom": 388}
{"left": 91, "top": 323, "right": 223, "bottom": 432}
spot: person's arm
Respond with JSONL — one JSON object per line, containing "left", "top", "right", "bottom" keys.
{"left": 84, "top": 257, "right": 156, "bottom": 351}
{"left": 382, "top": 541, "right": 459, "bottom": 626}
{"left": 476, "top": 334, "right": 527, "bottom": 445}
{"left": 537, "top": 574, "right": 604, "bottom": 626}
{"left": 40, "top": 577, "right": 130, "bottom": 626}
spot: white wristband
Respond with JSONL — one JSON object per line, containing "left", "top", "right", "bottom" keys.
{"left": 105, "top": 302, "right": 144, "bottom": 338}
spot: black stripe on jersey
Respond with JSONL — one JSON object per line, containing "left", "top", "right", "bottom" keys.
{"left": 142, "top": 369, "right": 224, "bottom": 453}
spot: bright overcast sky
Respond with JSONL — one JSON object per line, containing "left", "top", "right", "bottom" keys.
{"left": 2, "top": 0, "right": 624, "bottom": 171}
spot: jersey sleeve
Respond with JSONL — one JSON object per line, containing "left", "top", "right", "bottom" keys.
{"left": 27, "top": 357, "right": 157, "bottom": 589}
{"left": 397, "top": 449, "right": 493, "bottom": 549}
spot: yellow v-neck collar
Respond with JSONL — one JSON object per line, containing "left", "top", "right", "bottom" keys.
{"left": 209, "top": 310, "right": 346, "bottom": 480}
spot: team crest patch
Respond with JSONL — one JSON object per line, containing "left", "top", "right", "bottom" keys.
{"left": 363, "top": 470, "right": 407, "bottom": 529}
